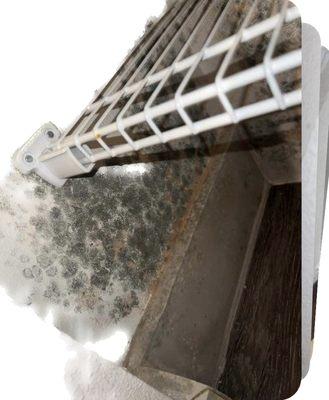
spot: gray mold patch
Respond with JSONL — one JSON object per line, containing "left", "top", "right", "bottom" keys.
{"left": 0, "top": 135, "right": 216, "bottom": 346}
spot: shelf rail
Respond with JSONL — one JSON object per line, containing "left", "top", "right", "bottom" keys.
{"left": 14, "top": 0, "right": 301, "bottom": 186}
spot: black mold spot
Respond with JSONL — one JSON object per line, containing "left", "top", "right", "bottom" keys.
{"left": 90, "top": 271, "right": 110, "bottom": 291}
{"left": 44, "top": 281, "right": 61, "bottom": 303}
{"left": 50, "top": 207, "right": 61, "bottom": 220}
{"left": 32, "top": 266, "right": 43, "bottom": 282}
{"left": 30, "top": 215, "right": 47, "bottom": 231}
{"left": 70, "top": 272, "right": 88, "bottom": 293}
{"left": 61, "top": 260, "right": 78, "bottom": 278}
{"left": 23, "top": 268, "right": 33, "bottom": 279}
{"left": 63, "top": 299, "right": 70, "bottom": 308}
{"left": 34, "top": 186, "right": 47, "bottom": 199}
{"left": 71, "top": 277, "right": 84, "bottom": 291}
{"left": 110, "top": 291, "right": 139, "bottom": 322}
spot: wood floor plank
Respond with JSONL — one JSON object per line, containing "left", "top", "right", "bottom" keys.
{"left": 218, "top": 184, "right": 301, "bottom": 400}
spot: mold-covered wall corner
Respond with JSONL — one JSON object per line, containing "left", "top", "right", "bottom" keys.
{"left": 0, "top": 129, "right": 228, "bottom": 356}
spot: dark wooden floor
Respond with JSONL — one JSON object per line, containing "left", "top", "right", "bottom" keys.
{"left": 218, "top": 184, "right": 301, "bottom": 400}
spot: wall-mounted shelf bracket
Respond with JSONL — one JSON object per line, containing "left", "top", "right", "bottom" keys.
{"left": 13, "top": 122, "right": 94, "bottom": 187}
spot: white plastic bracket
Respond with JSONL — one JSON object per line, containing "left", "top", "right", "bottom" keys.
{"left": 13, "top": 122, "right": 94, "bottom": 187}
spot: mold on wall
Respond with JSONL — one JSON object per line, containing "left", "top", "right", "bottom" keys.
{"left": 0, "top": 130, "right": 229, "bottom": 350}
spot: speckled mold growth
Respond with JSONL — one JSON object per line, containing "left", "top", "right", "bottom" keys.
{"left": 0, "top": 0, "right": 226, "bottom": 352}
{"left": 0, "top": 131, "right": 222, "bottom": 347}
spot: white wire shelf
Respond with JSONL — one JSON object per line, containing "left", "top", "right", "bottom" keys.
{"left": 15, "top": 0, "right": 302, "bottom": 186}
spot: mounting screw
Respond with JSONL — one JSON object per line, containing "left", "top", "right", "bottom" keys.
{"left": 46, "top": 130, "right": 55, "bottom": 139}
{"left": 24, "top": 154, "right": 34, "bottom": 164}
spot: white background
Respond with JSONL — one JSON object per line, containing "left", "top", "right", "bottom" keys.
{"left": 0, "top": 0, "right": 327, "bottom": 398}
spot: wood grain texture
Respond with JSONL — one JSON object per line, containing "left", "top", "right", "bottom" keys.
{"left": 218, "top": 184, "right": 301, "bottom": 400}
